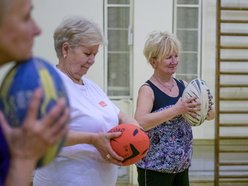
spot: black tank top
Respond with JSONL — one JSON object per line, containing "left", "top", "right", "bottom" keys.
{"left": 146, "top": 78, "right": 185, "bottom": 112}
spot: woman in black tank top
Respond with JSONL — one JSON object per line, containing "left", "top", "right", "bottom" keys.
{"left": 134, "top": 31, "right": 204, "bottom": 186}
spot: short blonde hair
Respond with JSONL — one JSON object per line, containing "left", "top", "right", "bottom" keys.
{"left": 143, "top": 31, "right": 180, "bottom": 64}
{"left": 54, "top": 16, "right": 104, "bottom": 58}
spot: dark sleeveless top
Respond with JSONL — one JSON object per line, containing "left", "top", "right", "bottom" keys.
{"left": 149, "top": 79, "right": 185, "bottom": 112}
{"left": 136, "top": 78, "right": 193, "bottom": 173}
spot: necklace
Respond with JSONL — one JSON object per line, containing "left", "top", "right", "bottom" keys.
{"left": 153, "top": 75, "right": 175, "bottom": 92}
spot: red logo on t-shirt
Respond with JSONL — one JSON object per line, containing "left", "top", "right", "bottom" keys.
{"left": 99, "top": 101, "right": 107, "bottom": 107}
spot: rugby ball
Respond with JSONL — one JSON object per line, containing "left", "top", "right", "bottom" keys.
{"left": 182, "top": 78, "right": 211, "bottom": 126}
{"left": 0, "top": 57, "right": 69, "bottom": 167}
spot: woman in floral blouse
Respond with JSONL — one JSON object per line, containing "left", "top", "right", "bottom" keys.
{"left": 134, "top": 31, "right": 215, "bottom": 186}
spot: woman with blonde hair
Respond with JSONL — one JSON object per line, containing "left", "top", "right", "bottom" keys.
{"left": 135, "top": 31, "right": 215, "bottom": 186}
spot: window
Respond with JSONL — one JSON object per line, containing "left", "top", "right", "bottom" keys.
{"left": 104, "top": 0, "right": 133, "bottom": 99}
{"left": 174, "top": 0, "right": 202, "bottom": 82}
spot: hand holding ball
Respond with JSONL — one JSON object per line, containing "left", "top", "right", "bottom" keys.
{"left": 108, "top": 124, "right": 150, "bottom": 166}
{"left": 182, "top": 78, "right": 212, "bottom": 126}
{"left": 0, "top": 57, "right": 69, "bottom": 167}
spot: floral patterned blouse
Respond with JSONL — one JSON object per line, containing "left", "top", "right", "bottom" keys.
{"left": 136, "top": 79, "right": 193, "bottom": 173}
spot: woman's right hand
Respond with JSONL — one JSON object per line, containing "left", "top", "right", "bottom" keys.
{"left": 0, "top": 88, "right": 69, "bottom": 186}
{"left": 0, "top": 88, "right": 69, "bottom": 162}
{"left": 91, "top": 132, "right": 124, "bottom": 166}
{"left": 174, "top": 97, "right": 201, "bottom": 116}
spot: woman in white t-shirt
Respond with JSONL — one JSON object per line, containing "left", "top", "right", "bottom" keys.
{"left": 33, "top": 16, "right": 139, "bottom": 186}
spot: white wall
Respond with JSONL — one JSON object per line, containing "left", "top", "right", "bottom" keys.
{"left": 133, "top": 0, "right": 173, "bottom": 108}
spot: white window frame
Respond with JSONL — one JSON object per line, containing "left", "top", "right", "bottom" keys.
{"left": 104, "top": 0, "right": 134, "bottom": 100}
{"left": 173, "top": 0, "right": 203, "bottom": 81}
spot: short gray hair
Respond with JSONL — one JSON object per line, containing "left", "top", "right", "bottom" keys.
{"left": 143, "top": 31, "right": 180, "bottom": 64}
{"left": 54, "top": 16, "right": 104, "bottom": 58}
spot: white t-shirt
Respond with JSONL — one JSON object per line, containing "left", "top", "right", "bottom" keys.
{"left": 33, "top": 68, "right": 120, "bottom": 186}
